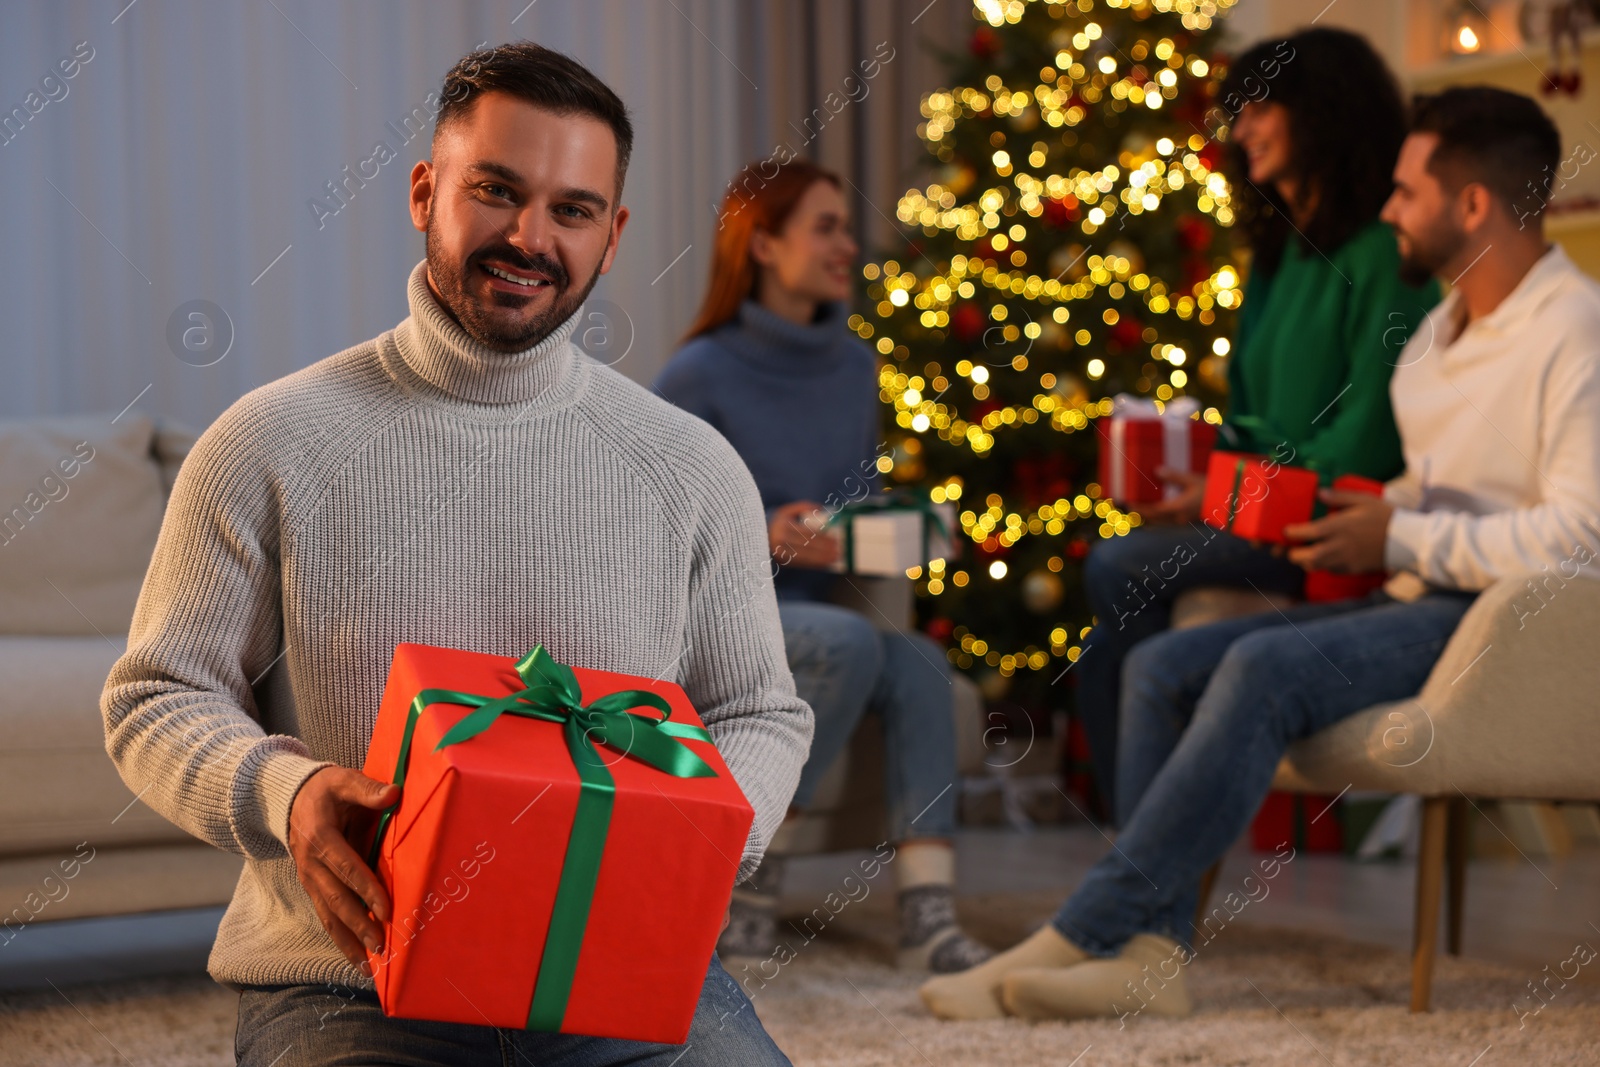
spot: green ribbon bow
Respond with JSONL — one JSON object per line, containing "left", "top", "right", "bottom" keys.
{"left": 365, "top": 645, "right": 719, "bottom": 1032}
{"left": 828, "top": 491, "right": 952, "bottom": 573}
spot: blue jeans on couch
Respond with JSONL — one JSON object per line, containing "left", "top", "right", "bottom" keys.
{"left": 777, "top": 599, "right": 957, "bottom": 840}
{"left": 1077, "top": 524, "right": 1306, "bottom": 821}
{"left": 234, "top": 953, "right": 791, "bottom": 1066}
{"left": 1053, "top": 588, "right": 1476, "bottom": 955}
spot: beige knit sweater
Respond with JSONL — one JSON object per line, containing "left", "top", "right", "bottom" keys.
{"left": 101, "top": 260, "right": 813, "bottom": 991}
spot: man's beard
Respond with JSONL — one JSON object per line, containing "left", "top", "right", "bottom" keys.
{"left": 424, "top": 218, "right": 603, "bottom": 352}
{"left": 1395, "top": 218, "right": 1465, "bottom": 289}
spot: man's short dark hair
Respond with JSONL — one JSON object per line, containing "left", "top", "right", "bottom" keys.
{"left": 435, "top": 40, "right": 634, "bottom": 200}
{"left": 1409, "top": 87, "right": 1561, "bottom": 221}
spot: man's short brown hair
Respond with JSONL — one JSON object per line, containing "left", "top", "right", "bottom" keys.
{"left": 435, "top": 40, "right": 634, "bottom": 200}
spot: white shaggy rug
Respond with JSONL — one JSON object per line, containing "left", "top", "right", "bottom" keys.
{"left": 3, "top": 890, "right": 1597, "bottom": 1065}
{"left": 755, "top": 890, "right": 1600, "bottom": 1066}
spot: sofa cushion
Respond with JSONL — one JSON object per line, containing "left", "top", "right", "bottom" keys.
{"left": 0, "top": 634, "right": 195, "bottom": 857}
{"left": 0, "top": 842, "right": 242, "bottom": 924}
{"left": 0, "top": 413, "right": 167, "bottom": 635}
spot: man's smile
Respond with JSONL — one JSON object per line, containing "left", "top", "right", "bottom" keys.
{"left": 481, "top": 260, "right": 556, "bottom": 294}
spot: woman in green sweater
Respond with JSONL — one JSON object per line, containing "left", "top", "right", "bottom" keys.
{"left": 1077, "top": 28, "right": 1441, "bottom": 819}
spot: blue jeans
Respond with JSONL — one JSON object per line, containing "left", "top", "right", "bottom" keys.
{"left": 778, "top": 600, "right": 957, "bottom": 840}
{"left": 233, "top": 953, "right": 791, "bottom": 1066}
{"left": 1078, "top": 524, "right": 1305, "bottom": 820}
{"left": 1053, "top": 589, "right": 1476, "bottom": 955}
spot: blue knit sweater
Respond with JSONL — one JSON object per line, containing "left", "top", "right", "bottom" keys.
{"left": 654, "top": 299, "right": 881, "bottom": 601}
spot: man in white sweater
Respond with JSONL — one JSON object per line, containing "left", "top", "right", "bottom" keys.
{"left": 923, "top": 86, "right": 1600, "bottom": 1022}
{"left": 101, "top": 42, "right": 809, "bottom": 1065}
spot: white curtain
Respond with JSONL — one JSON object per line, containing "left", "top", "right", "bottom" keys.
{"left": 0, "top": 0, "right": 968, "bottom": 433}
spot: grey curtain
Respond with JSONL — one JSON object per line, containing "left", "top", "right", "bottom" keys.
{"left": 0, "top": 0, "right": 969, "bottom": 430}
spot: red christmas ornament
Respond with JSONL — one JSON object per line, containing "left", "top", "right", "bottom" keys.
{"left": 1174, "top": 91, "right": 1211, "bottom": 128}
{"left": 952, "top": 302, "right": 986, "bottom": 343}
{"left": 1014, "top": 457, "right": 1039, "bottom": 497}
{"left": 925, "top": 617, "right": 954, "bottom": 642}
{"left": 1182, "top": 257, "right": 1212, "bottom": 292}
{"left": 1067, "top": 539, "right": 1090, "bottom": 560}
{"left": 1109, "top": 314, "right": 1144, "bottom": 348}
{"left": 978, "top": 536, "right": 1009, "bottom": 559}
{"left": 1041, "top": 195, "right": 1080, "bottom": 228}
{"left": 970, "top": 26, "right": 1001, "bottom": 60}
{"left": 1013, "top": 454, "right": 1071, "bottom": 509}
{"left": 1175, "top": 213, "right": 1212, "bottom": 252}
{"left": 1039, "top": 455, "right": 1070, "bottom": 503}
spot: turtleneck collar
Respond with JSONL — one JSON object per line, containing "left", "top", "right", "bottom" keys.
{"left": 390, "top": 259, "right": 585, "bottom": 407}
{"left": 715, "top": 298, "right": 850, "bottom": 376}
{"left": 738, "top": 298, "right": 847, "bottom": 349}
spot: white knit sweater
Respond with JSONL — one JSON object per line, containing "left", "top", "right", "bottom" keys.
{"left": 1383, "top": 244, "right": 1600, "bottom": 588}
{"left": 101, "top": 260, "right": 813, "bottom": 991}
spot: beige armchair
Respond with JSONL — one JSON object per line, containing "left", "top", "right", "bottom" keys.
{"left": 1271, "top": 575, "right": 1600, "bottom": 1010}
{"left": 1177, "top": 576, "right": 1600, "bottom": 1011}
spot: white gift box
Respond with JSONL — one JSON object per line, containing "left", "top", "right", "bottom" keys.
{"left": 828, "top": 502, "right": 955, "bottom": 576}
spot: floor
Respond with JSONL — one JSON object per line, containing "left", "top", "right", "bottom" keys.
{"left": 3, "top": 825, "right": 1596, "bottom": 994}
{"left": 4, "top": 826, "right": 1599, "bottom": 1067}
{"left": 9, "top": 889, "right": 1599, "bottom": 1067}
{"left": 787, "top": 824, "right": 1600, "bottom": 975}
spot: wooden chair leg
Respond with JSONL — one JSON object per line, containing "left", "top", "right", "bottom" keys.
{"left": 1446, "top": 796, "right": 1468, "bottom": 956}
{"left": 1411, "top": 796, "right": 1449, "bottom": 1012}
{"left": 1194, "top": 860, "right": 1221, "bottom": 930}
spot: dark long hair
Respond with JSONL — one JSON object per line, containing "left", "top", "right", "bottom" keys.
{"left": 1217, "top": 28, "right": 1406, "bottom": 275}
{"left": 683, "top": 159, "right": 842, "bottom": 341}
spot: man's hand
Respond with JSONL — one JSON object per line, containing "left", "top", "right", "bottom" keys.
{"left": 287, "top": 766, "right": 401, "bottom": 974}
{"left": 1283, "top": 489, "right": 1394, "bottom": 574}
{"left": 767, "top": 499, "right": 841, "bottom": 569}
{"left": 1134, "top": 467, "right": 1206, "bottom": 524}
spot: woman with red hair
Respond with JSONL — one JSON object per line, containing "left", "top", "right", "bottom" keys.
{"left": 654, "top": 159, "right": 990, "bottom": 973}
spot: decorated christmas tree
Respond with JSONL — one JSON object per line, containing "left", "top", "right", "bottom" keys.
{"left": 863, "top": 0, "right": 1243, "bottom": 715}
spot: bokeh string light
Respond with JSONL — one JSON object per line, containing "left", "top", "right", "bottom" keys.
{"left": 863, "top": 0, "right": 1242, "bottom": 697}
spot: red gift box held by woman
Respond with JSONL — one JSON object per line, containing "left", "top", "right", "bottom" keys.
{"left": 1098, "top": 395, "right": 1218, "bottom": 505}
{"left": 1199, "top": 450, "right": 1320, "bottom": 543}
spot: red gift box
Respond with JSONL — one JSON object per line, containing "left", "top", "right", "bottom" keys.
{"left": 360, "top": 643, "right": 753, "bottom": 1043}
{"left": 1200, "top": 450, "right": 1320, "bottom": 544}
{"left": 1098, "top": 395, "right": 1217, "bottom": 505}
{"left": 1302, "top": 474, "right": 1389, "bottom": 602}
{"left": 1251, "top": 791, "right": 1345, "bottom": 853}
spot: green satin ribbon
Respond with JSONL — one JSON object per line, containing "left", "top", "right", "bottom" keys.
{"left": 829, "top": 491, "right": 952, "bottom": 573}
{"left": 365, "top": 645, "right": 718, "bottom": 1032}
{"left": 1223, "top": 455, "right": 1246, "bottom": 529}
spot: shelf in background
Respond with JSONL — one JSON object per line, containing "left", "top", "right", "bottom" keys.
{"left": 1408, "top": 29, "right": 1600, "bottom": 86}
